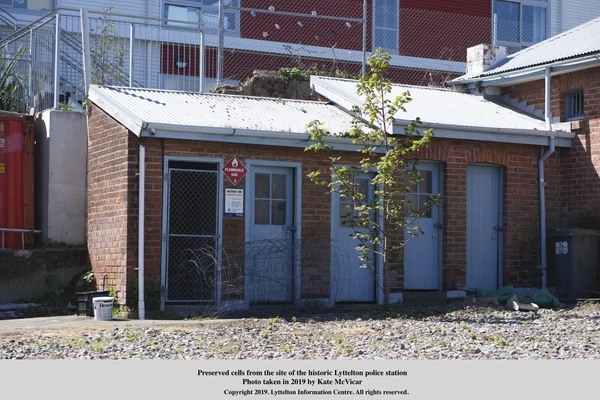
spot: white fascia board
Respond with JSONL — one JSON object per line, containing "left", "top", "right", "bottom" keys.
{"left": 310, "top": 77, "right": 362, "bottom": 114}
{"left": 141, "top": 126, "right": 382, "bottom": 152}
{"left": 393, "top": 121, "right": 574, "bottom": 148}
{"left": 88, "top": 88, "right": 145, "bottom": 136}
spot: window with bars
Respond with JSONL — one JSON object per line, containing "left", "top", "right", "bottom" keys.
{"left": 565, "top": 90, "right": 584, "bottom": 121}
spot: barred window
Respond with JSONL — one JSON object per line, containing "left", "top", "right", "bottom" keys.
{"left": 565, "top": 90, "right": 584, "bottom": 121}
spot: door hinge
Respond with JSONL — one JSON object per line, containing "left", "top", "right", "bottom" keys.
{"left": 164, "top": 172, "right": 170, "bottom": 182}
{"left": 162, "top": 234, "right": 169, "bottom": 242}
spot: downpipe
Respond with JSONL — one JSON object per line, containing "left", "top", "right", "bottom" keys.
{"left": 538, "top": 67, "right": 553, "bottom": 291}
{"left": 138, "top": 145, "right": 146, "bottom": 319}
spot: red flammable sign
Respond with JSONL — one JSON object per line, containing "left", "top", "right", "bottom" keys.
{"left": 222, "top": 156, "right": 247, "bottom": 185}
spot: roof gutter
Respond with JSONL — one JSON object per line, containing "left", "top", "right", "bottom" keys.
{"left": 451, "top": 53, "right": 600, "bottom": 87}
{"left": 391, "top": 119, "right": 574, "bottom": 148}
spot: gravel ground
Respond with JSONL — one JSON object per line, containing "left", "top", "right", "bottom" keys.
{"left": 1, "top": 299, "right": 599, "bottom": 360}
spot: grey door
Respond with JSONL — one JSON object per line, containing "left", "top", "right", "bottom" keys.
{"left": 247, "top": 166, "right": 295, "bottom": 303}
{"left": 467, "top": 164, "right": 501, "bottom": 290}
{"left": 332, "top": 174, "right": 376, "bottom": 302}
{"left": 404, "top": 163, "right": 441, "bottom": 289}
{"left": 164, "top": 162, "right": 219, "bottom": 303}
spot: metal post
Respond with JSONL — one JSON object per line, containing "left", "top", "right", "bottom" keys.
{"left": 362, "top": 0, "right": 367, "bottom": 76}
{"left": 80, "top": 9, "right": 92, "bottom": 96}
{"left": 199, "top": 30, "right": 205, "bottom": 93}
{"left": 493, "top": 13, "right": 498, "bottom": 46}
{"left": 217, "top": 0, "right": 224, "bottom": 85}
{"left": 129, "top": 22, "right": 135, "bottom": 87}
{"left": 53, "top": 13, "right": 61, "bottom": 109}
{"left": 28, "top": 29, "right": 35, "bottom": 114}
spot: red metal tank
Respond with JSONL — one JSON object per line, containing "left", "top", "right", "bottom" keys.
{"left": 0, "top": 112, "right": 34, "bottom": 249}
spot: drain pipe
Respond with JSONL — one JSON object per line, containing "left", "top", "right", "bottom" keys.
{"left": 138, "top": 144, "right": 146, "bottom": 319}
{"left": 539, "top": 67, "right": 554, "bottom": 291}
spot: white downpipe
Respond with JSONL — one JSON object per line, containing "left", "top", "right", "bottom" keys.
{"left": 539, "top": 67, "right": 554, "bottom": 291}
{"left": 138, "top": 145, "right": 146, "bottom": 319}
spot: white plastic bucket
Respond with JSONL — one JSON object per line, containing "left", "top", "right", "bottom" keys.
{"left": 92, "top": 296, "right": 114, "bottom": 321}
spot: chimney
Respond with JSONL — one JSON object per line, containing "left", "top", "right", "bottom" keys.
{"left": 466, "top": 44, "right": 507, "bottom": 77}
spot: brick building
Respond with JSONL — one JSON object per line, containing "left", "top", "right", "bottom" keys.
{"left": 451, "top": 15, "right": 600, "bottom": 296}
{"left": 86, "top": 76, "right": 573, "bottom": 314}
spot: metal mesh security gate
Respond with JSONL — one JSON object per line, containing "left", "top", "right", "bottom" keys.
{"left": 165, "top": 164, "right": 219, "bottom": 303}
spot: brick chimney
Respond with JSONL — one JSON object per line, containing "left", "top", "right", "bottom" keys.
{"left": 466, "top": 44, "right": 507, "bottom": 77}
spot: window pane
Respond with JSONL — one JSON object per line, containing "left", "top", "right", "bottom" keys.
{"left": 255, "top": 200, "right": 270, "bottom": 225}
{"left": 202, "top": 10, "right": 219, "bottom": 28}
{"left": 419, "top": 196, "right": 432, "bottom": 218}
{"left": 374, "top": 0, "right": 396, "bottom": 29}
{"left": 405, "top": 194, "right": 418, "bottom": 216}
{"left": 272, "top": 174, "right": 287, "bottom": 199}
{"left": 494, "top": 0, "right": 519, "bottom": 43}
{"left": 340, "top": 203, "right": 353, "bottom": 226}
{"left": 522, "top": 6, "right": 546, "bottom": 43}
{"left": 271, "top": 200, "right": 286, "bottom": 225}
{"left": 165, "top": 5, "right": 201, "bottom": 24}
{"left": 224, "top": 12, "right": 236, "bottom": 31}
{"left": 418, "top": 171, "right": 432, "bottom": 194}
{"left": 355, "top": 178, "right": 369, "bottom": 201}
{"left": 374, "top": 28, "right": 397, "bottom": 52}
{"left": 255, "top": 173, "right": 270, "bottom": 199}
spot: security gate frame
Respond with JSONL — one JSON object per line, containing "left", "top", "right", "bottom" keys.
{"left": 161, "top": 157, "right": 223, "bottom": 308}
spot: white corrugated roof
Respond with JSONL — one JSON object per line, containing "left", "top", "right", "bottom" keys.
{"left": 311, "top": 76, "right": 548, "bottom": 131}
{"left": 456, "top": 16, "right": 600, "bottom": 80}
{"left": 88, "top": 85, "right": 356, "bottom": 136}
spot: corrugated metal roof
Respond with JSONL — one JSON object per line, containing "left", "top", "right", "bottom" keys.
{"left": 458, "top": 16, "right": 600, "bottom": 79}
{"left": 88, "top": 85, "right": 356, "bottom": 136}
{"left": 311, "top": 76, "right": 549, "bottom": 131}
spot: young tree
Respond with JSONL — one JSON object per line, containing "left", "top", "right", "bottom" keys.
{"left": 306, "top": 49, "right": 440, "bottom": 308}
{"left": 90, "top": 7, "right": 126, "bottom": 86}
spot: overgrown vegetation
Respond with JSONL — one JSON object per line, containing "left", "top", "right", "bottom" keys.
{"left": 305, "top": 49, "right": 441, "bottom": 308}
{"left": 0, "top": 45, "right": 28, "bottom": 113}
{"left": 90, "top": 7, "right": 126, "bottom": 86}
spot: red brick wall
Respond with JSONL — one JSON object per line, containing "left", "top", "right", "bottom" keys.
{"left": 87, "top": 104, "right": 139, "bottom": 306}
{"left": 501, "top": 67, "right": 600, "bottom": 230}
{"left": 410, "top": 139, "right": 559, "bottom": 290}
{"left": 88, "top": 104, "right": 559, "bottom": 303}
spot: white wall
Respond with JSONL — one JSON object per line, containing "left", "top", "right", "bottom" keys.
{"left": 554, "top": 0, "right": 600, "bottom": 33}
{"left": 35, "top": 110, "right": 87, "bottom": 244}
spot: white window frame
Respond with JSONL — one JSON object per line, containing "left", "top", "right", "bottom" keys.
{"left": 163, "top": 0, "right": 240, "bottom": 36}
{"left": 492, "top": 0, "right": 550, "bottom": 49}
{"left": 372, "top": 0, "right": 399, "bottom": 55}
